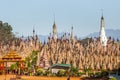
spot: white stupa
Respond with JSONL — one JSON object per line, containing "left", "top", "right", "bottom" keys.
{"left": 99, "top": 15, "right": 107, "bottom": 46}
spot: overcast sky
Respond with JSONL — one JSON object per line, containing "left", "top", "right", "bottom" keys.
{"left": 0, "top": 0, "right": 120, "bottom": 37}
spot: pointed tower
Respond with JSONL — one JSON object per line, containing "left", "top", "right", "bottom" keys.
{"left": 33, "top": 28, "right": 35, "bottom": 39}
{"left": 71, "top": 26, "right": 74, "bottom": 41}
{"left": 99, "top": 15, "right": 107, "bottom": 46}
{"left": 53, "top": 21, "right": 57, "bottom": 40}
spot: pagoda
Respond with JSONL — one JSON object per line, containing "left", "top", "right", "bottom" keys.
{"left": 0, "top": 49, "right": 24, "bottom": 74}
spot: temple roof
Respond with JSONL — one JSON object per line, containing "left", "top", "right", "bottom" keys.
{"left": 51, "top": 63, "right": 71, "bottom": 69}
{"left": 1, "top": 49, "right": 24, "bottom": 62}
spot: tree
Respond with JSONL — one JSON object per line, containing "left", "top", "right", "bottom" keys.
{"left": 0, "top": 21, "right": 14, "bottom": 44}
{"left": 10, "top": 63, "right": 18, "bottom": 74}
{"left": 24, "top": 50, "right": 38, "bottom": 75}
{"left": 10, "top": 64, "right": 18, "bottom": 70}
{"left": 31, "top": 50, "right": 38, "bottom": 66}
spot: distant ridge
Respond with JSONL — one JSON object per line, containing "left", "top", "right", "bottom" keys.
{"left": 37, "top": 32, "right": 70, "bottom": 43}
{"left": 86, "top": 29, "right": 120, "bottom": 40}
{"left": 25, "top": 29, "right": 120, "bottom": 43}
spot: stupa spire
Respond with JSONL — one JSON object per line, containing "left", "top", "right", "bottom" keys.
{"left": 52, "top": 15, "right": 57, "bottom": 40}
{"left": 99, "top": 13, "right": 107, "bottom": 46}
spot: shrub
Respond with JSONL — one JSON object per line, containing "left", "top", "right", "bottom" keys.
{"left": 94, "top": 72, "right": 101, "bottom": 77}
{"left": 36, "top": 68, "right": 44, "bottom": 76}
{"left": 101, "top": 70, "right": 109, "bottom": 77}
{"left": 57, "top": 69, "right": 66, "bottom": 77}
{"left": 43, "top": 70, "right": 51, "bottom": 76}
{"left": 109, "top": 77, "right": 117, "bottom": 80}
{"left": 70, "top": 67, "right": 79, "bottom": 76}
{"left": 76, "top": 72, "right": 85, "bottom": 76}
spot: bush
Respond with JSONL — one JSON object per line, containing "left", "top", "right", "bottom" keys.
{"left": 94, "top": 72, "right": 101, "bottom": 77}
{"left": 76, "top": 72, "right": 85, "bottom": 76}
{"left": 36, "top": 68, "right": 44, "bottom": 76}
{"left": 70, "top": 67, "right": 79, "bottom": 77}
{"left": 57, "top": 69, "right": 66, "bottom": 77}
{"left": 101, "top": 70, "right": 109, "bottom": 77}
{"left": 109, "top": 77, "right": 117, "bottom": 80}
{"left": 43, "top": 70, "right": 51, "bottom": 76}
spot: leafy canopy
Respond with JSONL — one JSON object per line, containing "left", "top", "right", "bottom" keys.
{"left": 0, "top": 21, "right": 14, "bottom": 44}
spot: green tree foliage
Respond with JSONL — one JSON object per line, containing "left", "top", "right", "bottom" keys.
{"left": 25, "top": 50, "right": 38, "bottom": 75}
{"left": 25, "top": 50, "right": 38, "bottom": 68}
{"left": 30, "top": 50, "right": 38, "bottom": 66}
{"left": 0, "top": 21, "right": 14, "bottom": 43}
{"left": 10, "top": 63, "right": 18, "bottom": 71}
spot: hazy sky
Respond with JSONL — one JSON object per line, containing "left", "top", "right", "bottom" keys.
{"left": 0, "top": 0, "right": 120, "bottom": 37}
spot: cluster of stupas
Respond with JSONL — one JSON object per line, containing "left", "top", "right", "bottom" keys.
{"left": 0, "top": 15, "right": 120, "bottom": 71}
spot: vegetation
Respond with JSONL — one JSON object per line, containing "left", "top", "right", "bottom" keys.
{"left": 9, "top": 62, "right": 20, "bottom": 74}
{"left": 25, "top": 50, "right": 38, "bottom": 66}
{"left": 43, "top": 70, "right": 51, "bottom": 76}
{"left": 84, "top": 67, "right": 93, "bottom": 76}
{"left": 109, "top": 77, "right": 117, "bottom": 80}
{"left": 0, "top": 21, "right": 15, "bottom": 43}
{"left": 10, "top": 64, "right": 18, "bottom": 71}
{"left": 36, "top": 68, "right": 44, "bottom": 76}
{"left": 57, "top": 69, "right": 66, "bottom": 77}
{"left": 24, "top": 50, "right": 38, "bottom": 75}
{"left": 70, "top": 66, "right": 79, "bottom": 76}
